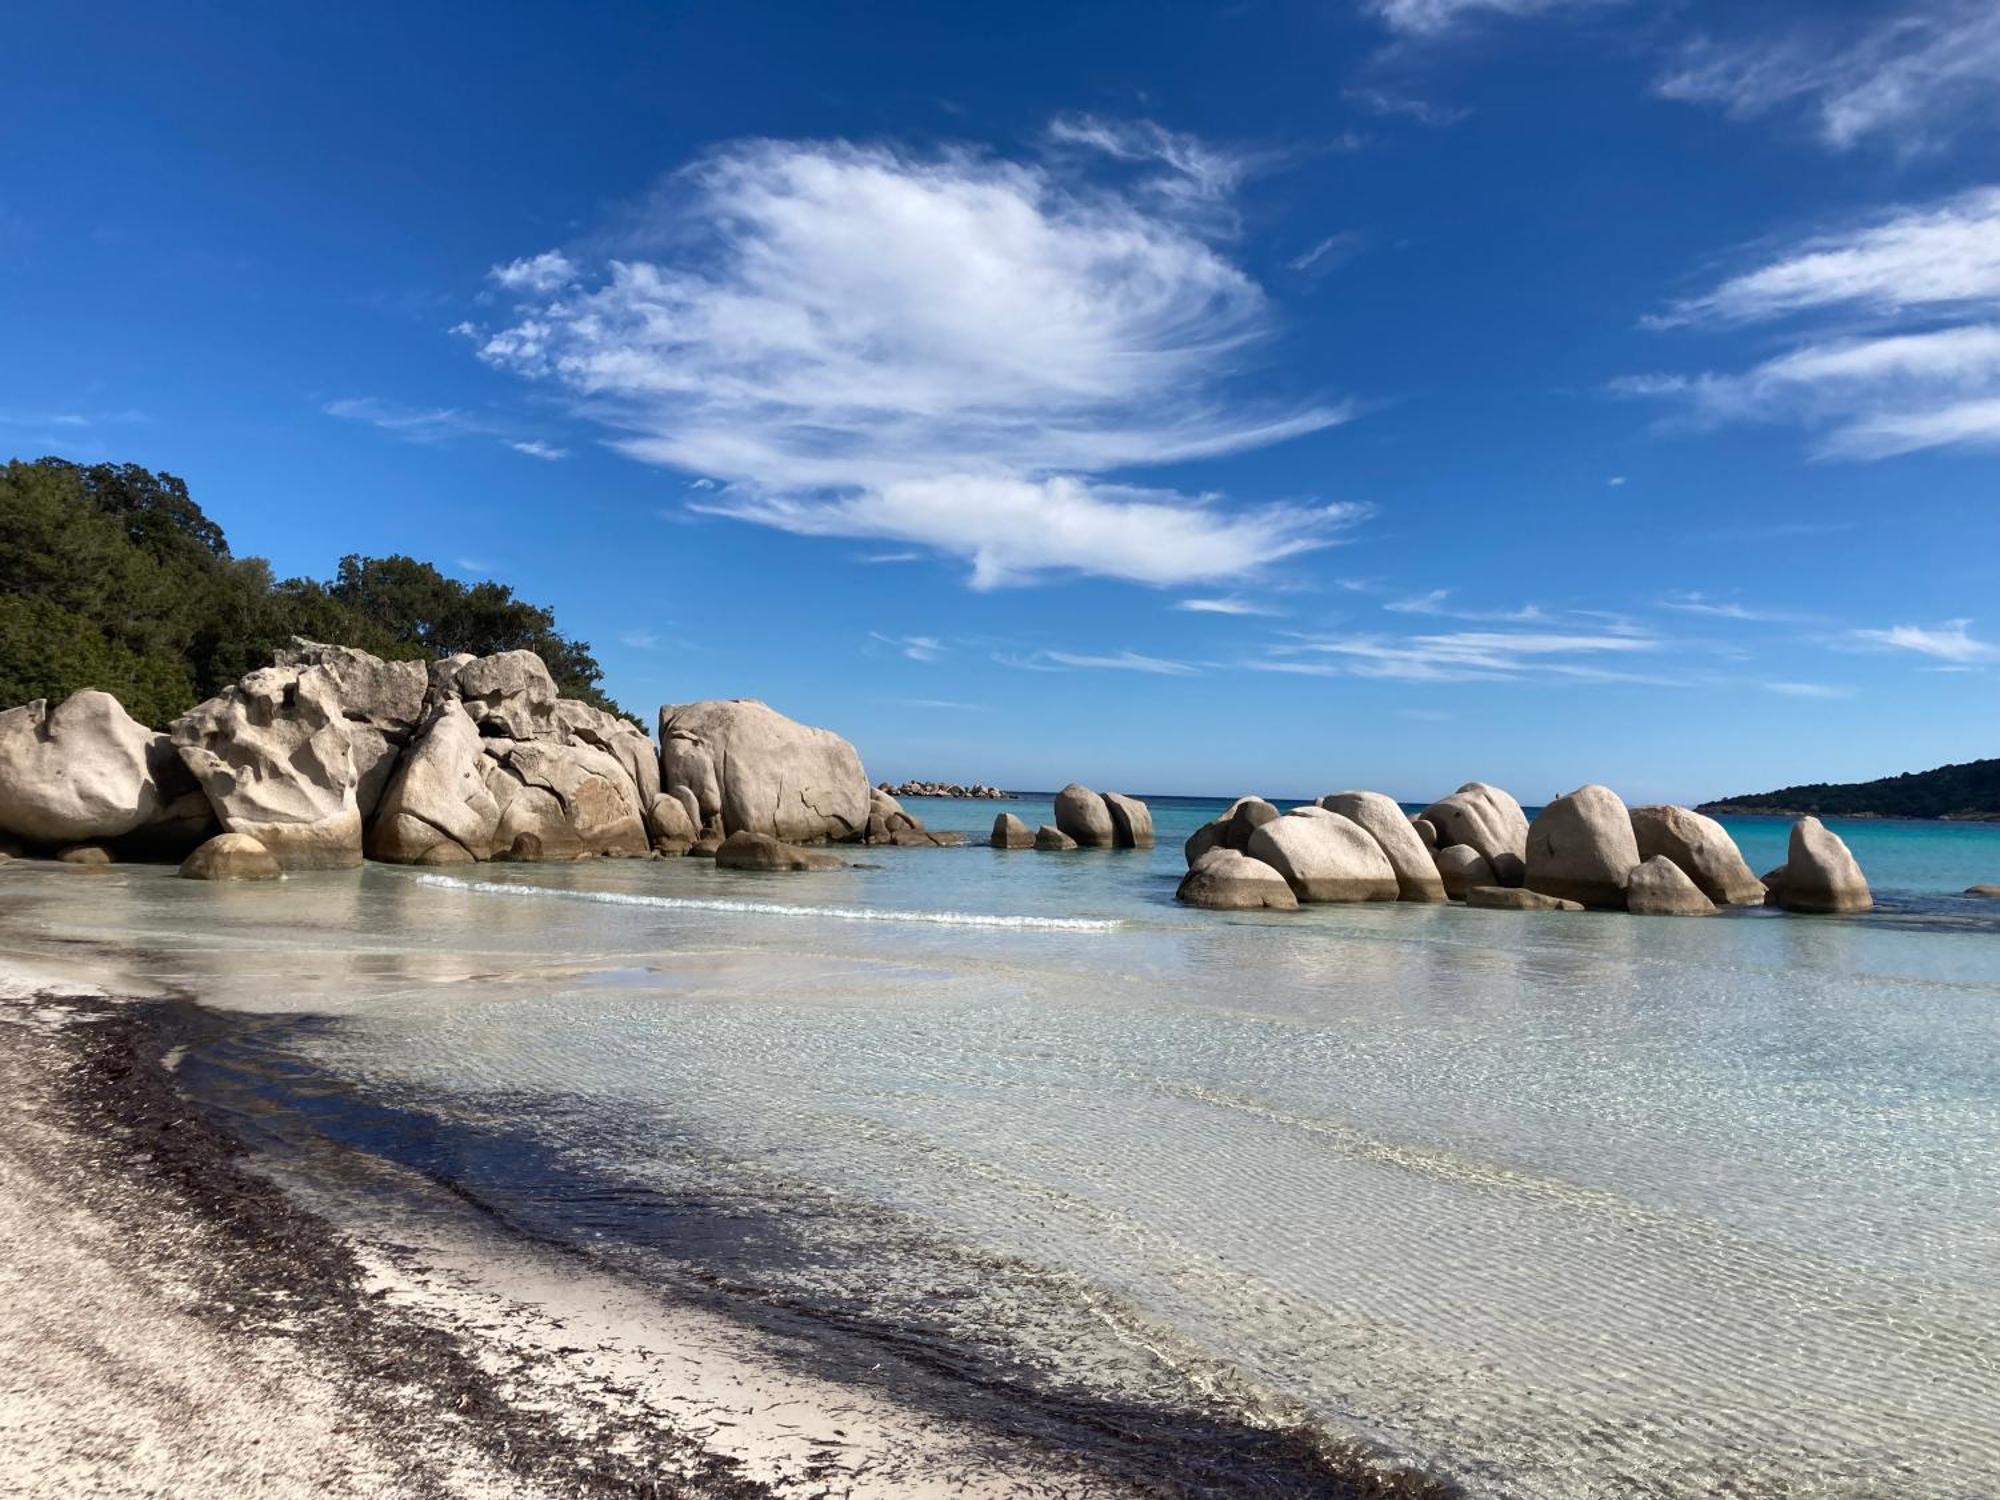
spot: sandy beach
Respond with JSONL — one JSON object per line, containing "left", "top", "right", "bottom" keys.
{"left": 0, "top": 964, "right": 1184, "bottom": 1499}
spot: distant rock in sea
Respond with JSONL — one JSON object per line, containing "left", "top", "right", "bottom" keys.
{"left": 878, "top": 779, "right": 1012, "bottom": 800}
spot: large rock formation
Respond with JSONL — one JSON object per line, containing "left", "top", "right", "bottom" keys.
{"left": 1053, "top": 783, "right": 1116, "bottom": 848}
{"left": 657, "top": 700, "right": 870, "bottom": 844}
{"left": 1185, "top": 796, "right": 1279, "bottom": 865}
{"left": 173, "top": 663, "right": 365, "bottom": 869}
{"left": 1319, "top": 791, "right": 1446, "bottom": 903}
{"left": 1176, "top": 849, "right": 1298, "bottom": 911}
{"left": 1102, "top": 792, "right": 1155, "bottom": 849}
{"left": 366, "top": 702, "right": 498, "bottom": 865}
{"left": 1246, "top": 810, "right": 1400, "bottom": 903}
{"left": 1625, "top": 855, "right": 1717, "bottom": 916}
{"left": 1629, "top": 804, "right": 1766, "bottom": 906}
{"left": 1524, "top": 784, "right": 1640, "bottom": 910}
{"left": 1777, "top": 817, "right": 1873, "bottom": 914}
{"left": 1419, "top": 782, "right": 1529, "bottom": 886}
{"left": 274, "top": 640, "right": 428, "bottom": 818}
{"left": 0, "top": 691, "right": 174, "bottom": 845}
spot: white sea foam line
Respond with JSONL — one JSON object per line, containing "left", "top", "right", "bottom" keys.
{"left": 411, "top": 873, "right": 1123, "bottom": 931}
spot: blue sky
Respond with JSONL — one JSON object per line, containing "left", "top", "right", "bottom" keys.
{"left": 5, "top": 0, "right": 1998, "bottom": 802}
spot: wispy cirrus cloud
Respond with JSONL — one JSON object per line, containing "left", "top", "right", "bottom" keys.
{"left": 1764, "top": 681, "right": 1854, "bottom": 700}
{"left": 325, "top": 396, "right": 569, "bottom": 460}
{"left": 1658, "top": 591, "right": 1816, "bottom": 625}
{"left": 1252, "top": 626, "right": 1665, "bottom": 683}
{"left": 1174, "top": 595, "right": 1280, "bottom": 616}
{"left": 870, "top": 631, "right": 946, "bottom": 662}
{"left": 468, "top": 128, "right": 1358, "bottom": 589}
{"left": 1657, "top": 1, "right": 2000, "bottom": 152}
{"left": 996, "top": 648, "right": 1202, "bottom": 676}
{"left": 1850, "top": 618, "right": 2000, "bottom": 664}
{"left": 1362, "top": 0, "right": 1621, "bottom": 39}
{"left": 1622, "top": 189, "right": 2000, "bottom": 459}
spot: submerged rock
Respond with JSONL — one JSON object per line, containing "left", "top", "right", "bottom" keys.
{"left": 1778, "top": 817, "right": 1872, "bottom": 914}
{"left": 1246, "top": 810, "right": 1399, "bottom": 903}
{"left": 179, "top": 832, "right": 282, "bottom": 881}
{"left": 714, "top": 829, "right": 844, "bottom": 871}
{"left": 1525, "top": 785, "right": 1640, "bottom": 910}
{"left": 55, "top": 843, "right": 113, "bottom": 866}
{"left": 1175, "top": 849, "right": 1298, "bottom": 911}
{"left": 990, "top": 812, "right": 1036, "bottom": 849}
{"left": 1319, "top": 791, "right": 1446, "bottom": 903}
{"left": 1625, "top": 855, "right": 1717, "bottom": 916}
{"left": 1053, "top": 784, "right": 1115, "bottom": 848}
{"left": 1466, "top": 885, "right": 1583, "bottom": 912}
{"left": 1630, "top": 804, "right": 1765, "bottom": 906}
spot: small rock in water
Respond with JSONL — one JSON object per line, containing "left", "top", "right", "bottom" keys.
{"left": 1176, "top": 849, "right": 1297, "bottom": 911}
{"left": 179, "top": 832, "right": 282, "bottom": 881}
{"left": 714, "top": 830, "right": 843, "bottom": 872}
{"left": 1035, "top": 825, "right": 1079, "bottom": 852}
{"left": 56, "top": 844, "right": 113, "bottom": 866}
{"left": 990, "top": 812, "right": 1035, "bottom": 849}
{"left": 1625, "top": 855, "right": 1717, "bottom": 916}
{"left": 1778, "top": 817, "right": 1872, "bottom": 914}
{"left": 1466, "top": 885, "right": 1584, "bottom": 912}
{"left": 1965, "top": 884, "right": 2000, "bottom": 899}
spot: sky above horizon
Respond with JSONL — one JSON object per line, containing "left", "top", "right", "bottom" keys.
{"left": 5, "top": 0, "right": 1999, "bottom": 803}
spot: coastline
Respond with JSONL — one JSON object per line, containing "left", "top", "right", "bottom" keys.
{"left": 0, "top": 957, "right": 1453, "bottom": 1500}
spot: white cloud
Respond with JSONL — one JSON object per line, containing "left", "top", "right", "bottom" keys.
{"left": 1651, "top": 190, "right": 2000, "bottom": 328}
{"left": 1288, "top": 232, "right": 1364, "bottom": 275}
{"left": 508, "top": 439, "right": 568, "bottom": 460}
{"left": 1342, "top": 89, "right": 1470, "bottom": 126}
{"left": 997, "top": 648, "right": 1201, "bottom": 676}
{"left": 1174, "top": 596, "right": 1279, "bottom": 616}
{"left": 1256, "top": 626, "right": 1664, "bottom": 683}
{"left": 1659, "top": 591, "right": 1809, "bottom": 624}
{"left": 870, "top": 631, "right": 946, "bottom": 662}
{"left": 1628, "top": 192, "right": 2000, "bottom": 458}
{"left": 883, "top": 697, "right": 990, "bottom": 711}
{"left": 1764, "top": 681, "right": 1854, "bottom": 699}
{"left": 1382, "top": 588, "right": 1581, "bottom": 624}
{"left": 325, "top": 396, "right": 473, "bottom": 443}
{"left": 454, "top": 557, "right": 492, "bottom": 574}
{"left": 474, "top": 131, "right": 1354, "bottom": 587}
{"left": 1657, "top": 1, "right": 2000, "bottom": 151}
{"left": 1364, "top": 0, "right": 1619, "bottom": 38}
{"left": 620, "top": 630, "right": 660, "bottom": 649}
{"left": 489, "top": 251, "right": 577, "bottom": 293}
{"left": 1851, "top": 619, "right": 2000, "bottom": 663}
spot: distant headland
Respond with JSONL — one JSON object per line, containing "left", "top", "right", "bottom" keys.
{"left": 1699, "top": 757, "right": 2000, "bottom": 822}
{"left": 878, "top": 780, "right": 1013, "bottom": 801}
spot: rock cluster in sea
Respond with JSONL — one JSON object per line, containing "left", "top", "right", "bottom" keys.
{"left": 0, "top": 640, "right": 954, "bottom": 875}
{"left": 989, "top": 783, "right": 1155, "bottom": 853}
{"left": 1176, "top": 781, "right": 1872, "bottom": 918}
{"left": 877, "top": 779, "right": 1011, "bottom": 800}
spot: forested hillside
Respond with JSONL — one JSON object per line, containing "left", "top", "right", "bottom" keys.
{"left": 0, "top": 457, "right": 625, "bottom": 726}
{"left": 1700, "top": 760, "right": 2000, "bottom": 821}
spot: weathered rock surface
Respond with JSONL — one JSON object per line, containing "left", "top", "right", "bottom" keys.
{"left": 488, "top": 738, "right": 650, "bottom": 860}
{"left": 714, "top": 829, "right": 844, "bottom": 872}
{"left": 0, "top": 691, "right": 169, "bottom": 844}
{"left": 1035, "top": 824, "right": 1078, "bottom": 852}
{"left": 366, "top": 703, "right": 498, "bottom": 864}
{"left": 1319, "top": 791, "right": 1446, "bottom": 903}
{"left": 1246, "top": 811, "right": 1400, "bottom": 903}
{"left": 1412, "top": 816, "right": 1438, "bottom": 851}
{"left": 1185, "top": 796, "right": 1279, "bottom": 865}
{"left": 1778, "top": 817, "right": 1872, "bottom": 914}
{"left": 1433, "top": 843, "right": 1497, "bottom": 900}
{"left": 991, "top": 812, "right": 1036, "bottom": 849}
{"left": 179, "top": 832, "right": 282, "bottom": 881}
{"left": 1467, "top": 886, "right": 1583, "bottom": 912}
{"left": 1419, "top": 782, "right": 1529, "bottom": 886}
{"left": 1630, "top": 804, "right": 1765, "bottom": 906}
{"left": 1625, "top": 855, "right": 1717, "bottom": 916}
{"left": 274, "top": 640, "right": 427, "bottom": 818}
{"left": 1175, "top": 849, "right": 1299, "bottom": 911}
{"left": 55, "top": 844, "right": 113, "bottom": 865}
{"left": 1525, "top": 785, "right": 1640, "bottom": 909}
{"left": 644, "top": 791, "right": 697, "bottom": 852}
{"left": 1102, "top": 792, "right": 1155, "bottom": 849}
{"left": 658, "top": 700, "right": 869, "bottom": 844}
{"left": 1053, "top": 784, "right": 1115, "bottom": 848}
{"left": 173, "top": 664, "right": 364, "bottom": 869}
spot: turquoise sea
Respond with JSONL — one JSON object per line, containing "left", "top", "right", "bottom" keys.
{"left": 3, "top": 793, "right": 1997, "bottom": 1497}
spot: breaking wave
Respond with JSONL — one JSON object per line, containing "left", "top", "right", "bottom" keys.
{"left": 410, "top": 873, "right": 1124, "bottom": 931}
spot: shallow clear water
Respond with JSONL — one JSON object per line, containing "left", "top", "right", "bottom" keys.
{"left": 4, "top": 800, "right": 1998, "bottom": 1497}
